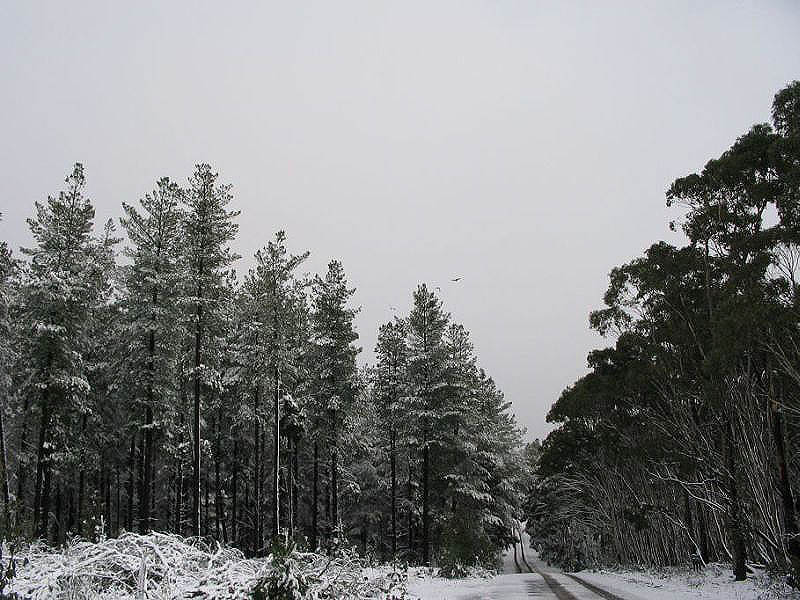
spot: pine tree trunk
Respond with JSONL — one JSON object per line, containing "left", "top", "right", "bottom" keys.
{"left": 192, "top": 281, "right": 203, "bottom": 538}
{"left": 422, "top": 441, "right": 430, "bottom": 566}
{"left": 231, "top": 438, "right": 238, "bottom": 545}
{"left": 41, "top": 459, "right": 52, "bottom": 540}
{"left": 312, "top": 440, "right": 319, "bottom": 549}
{"left": 53, "top": 483, "right": 61, "bottom": 544}
{"left": 16, "top": 395, "right": 31, "bottom": 523}
{"left": 32, "top": 390, "right": 51, "bottom": 536}
{"left": 214, "top": 407, "right": 222, "bottom": 541}
{"left": 287, "top": 438, "right": 294, "bottom": 539}
{"left": 0, "top": 396, "right": 10, "bottom": 532}
{"left": 408, "top": 457, "right": 414, "bottom": 557}
{"left": 253, "top": 386, "right": 261, "bottom": 554}
{"left": 115, "top": 469, "right": 121, "bottom": 535}
{"left": 127, "top": 433, "right": 135, "bottom": 532}
{"left": 272, "top": 369, "right": 280, "bottom": 541}
{"left": 331, "top": 408, "right": 339, "bottom": 535}
{"left": 390, "top": 427, "right": 397, "bottom": 558}
{"left": 292, "top": 439, "right": 299, "bottom": 540}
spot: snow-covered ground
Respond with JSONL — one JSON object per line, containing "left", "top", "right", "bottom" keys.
{"left": 575, "top": 565, "right": 799, "bottom": 600}
{"left": 407, "top": 539, "right": 800, "bottom": 600}
{"left": 407, "top": 565, "right": 800, "bottom": 600}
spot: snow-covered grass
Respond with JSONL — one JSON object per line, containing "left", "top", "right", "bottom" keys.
{"left": 0, "top": 532, "right": 412, "bottom": 599}
{"left": 574, "top": 563, "right": 800, "bottom": 600}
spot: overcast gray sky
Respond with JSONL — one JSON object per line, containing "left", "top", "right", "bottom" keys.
{"left": 1, "top": 1, "right": 799, "bottom": 440}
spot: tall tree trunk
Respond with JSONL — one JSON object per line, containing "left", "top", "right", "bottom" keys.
{"left": 312, "top": 440, "right": 319, "bottom": 549}
{"left": 53, "top": 483, "right": 61, "bottom": 544}
{"left": 771, "top": 375, "right": 800, "bottom": 575}
{"left": 287, "top": 438, "right": 294, "bottom": 539}
{"left": 422, "top": 440, "right": 430, "bottom": 566}
{"left": 231, "top": 439, "right": 238, "bottom": 545}
{"left": 408, "top": 456, "right": 414, "bottom": 557}
{"left": 175, "top": 458, "right": 183, "bottom": 534}
{"left": 126, "top": 433, "right": 135, "bottom": 531}
{"left": 0, "top": 396, "right": 10, "bottom": 532}
{"left": 253, "top": 386, "right": 261, "bottom": 554}
{"left": 32, "top": 390, "right": 51, "bottom": 536}
{"left": 192, "top": 281, "right": 203, "bottom": 538}
{"left": 331, "top": 408, "right": 339, "bottom": 535}
{"left": 15, "top": 396, "right": 31, "bottom": 523}
{"left": 272, "top": 370, "right": 281, "bottom": 541}
{"left": 115, "top": 469, "right": 121, "bottom": 535}
{"left": 390, "top": 427, "right": 397, "bottom": 558}
{"left": 292, "top": 439, "right": 299, "bottom": 540}
{"left": 214, "top": 406, "right": 222, "bottom": 541}
{"left": 726, "top": 418, "right": 747, "bottom": 581}
{"left": 40, "top": 459, "right": 52, "bottom": 540}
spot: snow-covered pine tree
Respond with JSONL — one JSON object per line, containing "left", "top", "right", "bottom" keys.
{"left": 180, "top": 164, "right": 239, "bottom": 537}
{"left": 404, "top": 284, "right": 450, "bottom": 566}
{"left": 373, "top": 318, "right": 408, "bottom": 558}
{"left": 0, "top": 214, "right": 15, "bottom": 532}
{"left": 242, "top": 231, "right": 308, "bottom": 547}
{"left": 19, "top": 164, "right": 109, "bottom": 538}
{"left": 120, "top": 178, "right": 184, "bottom": 533}
{"left": 309, "top": 260, "right": 360, "bottom": 543}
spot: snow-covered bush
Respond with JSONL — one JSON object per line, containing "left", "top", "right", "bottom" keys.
{"left": 252, "top": 540, "right": 310, "bottom": 600}
{"left": 1, "top": 532, "right": 410, "bottom": 599}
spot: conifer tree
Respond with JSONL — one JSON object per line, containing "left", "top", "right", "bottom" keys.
{"left": 0, "top": 214, "right": 15, "bottom": 532}
{"left": 20, "top": 164, "right": 107, "bottom": 538}
{"left": 181, "top": 164, "right": 239, "bottom": 537}
{"left": 373, "top": 318, "right": 408, "bottom": 557}
{"left": 309, "top": 260, "right": 360, "bottom": 541}
{"left": 120, "top": 178, "right": 184, "bottom": 533}
{"left": 405, "top": 284, "right": 449, "bottom": 566}
{"left": 242, "top": 231, "right": 308, "bottom": 545}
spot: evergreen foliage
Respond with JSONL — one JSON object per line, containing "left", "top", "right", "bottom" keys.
{"left": 0, "top": 166, "right": 525, "bottom": 571}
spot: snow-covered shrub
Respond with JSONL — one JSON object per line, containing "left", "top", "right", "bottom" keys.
{"left": 252, "top": 540, "right": 310, "bottom": 600}
{"left": 3, "top": 532, "right": 409, "bottom": 600}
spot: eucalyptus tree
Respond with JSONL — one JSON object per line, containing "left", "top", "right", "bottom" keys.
{"left": 180, "top": 164, "right": 239, "bottom": 537}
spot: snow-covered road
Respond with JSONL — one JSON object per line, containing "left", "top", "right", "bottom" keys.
{"left": 407, "top": 569, "right": 626, "bottom": 599}
{"left": 408, "top": 527, "right": 629, "bottom": 600}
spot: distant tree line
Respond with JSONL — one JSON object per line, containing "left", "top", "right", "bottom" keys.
{"left": 0, "top": 163, "right": 529, "bottom": 568}
{"left": 526, "top": 81, "right": 800, "bottom": 580}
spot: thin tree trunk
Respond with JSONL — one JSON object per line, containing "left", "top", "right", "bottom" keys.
{"left": 390, "top": 427, "right": 397, "bottom": 558}
{"left": 127, "top": 433, "right": 135, "bottom": 532}
{"left": 0, "top": 396, "right": 10, "bottom": 532}
{"left": 254, "top": 386, "right": 261, "bottom": 554}
{"left": 312, "top": 440, "right": 319, "bottom": 549}
{"left": 422, "top": 441, "right": 430, "bottom": 566}
{"left": 726, "top": 418, "right": 747, "bottom": 581}
{"left": 214, "top": 406, "right": 222, "bottom": 541}
{"left": 272, "top": 370, "right": 280, "bottom": 541}
{"left": 192, "top": 281, "right": 203, "bottom": 538}
{"left": 292, "top": 438, "right": 299, "bottom": 541}
{"left": 231, "top": 439, "right": 238, "bottom": 545}
{"left": 331, "top": 408, "right": 339, "bottom": 535}
{"left": 41, "top": 458, "right": 52, "bottom": 540}
{"left": 32, "top": 391, "right": 51, "bottom": 536}
{"left": 771, "top": 375, "right": 800, "bottom": 575}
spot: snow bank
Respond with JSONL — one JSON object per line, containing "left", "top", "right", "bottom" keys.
{"left": 574, "top": 564, "right": 800, "bottom": 600}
